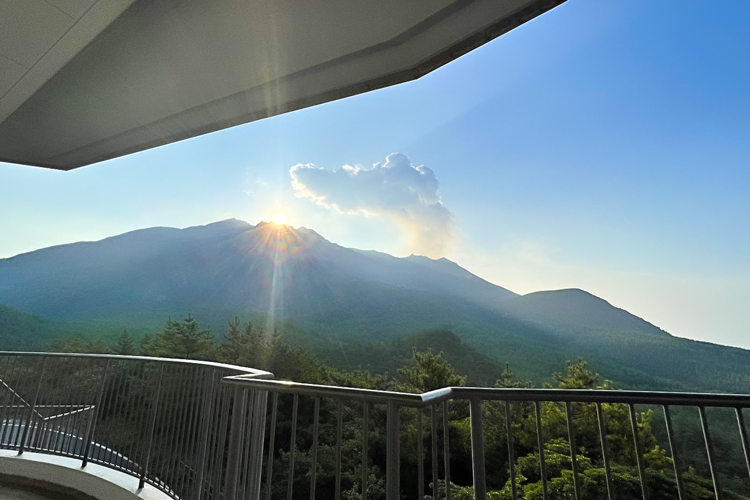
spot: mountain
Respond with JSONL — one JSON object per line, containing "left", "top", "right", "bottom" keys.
{"left": 1, "top": 219, "right": 749, "bottom": 392}
{"left": 0, "top": 304, "right": 141, "bottom": 350}
{"left": 501, "top": 289, "right": 667, "bottom": 338}
{"left": 0, "top": 219, "right": 515, "bottom": 322}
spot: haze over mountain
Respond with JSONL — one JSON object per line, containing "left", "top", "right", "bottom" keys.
{"left": 1, "top": 219, "right": 748, "bottom": 393}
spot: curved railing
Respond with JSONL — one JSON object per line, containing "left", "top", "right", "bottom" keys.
{"left": 0, "top": 352, "right": 272, "bottom": 500}
{"left": 4, "top": 352, "right": 750, "bottom": 500}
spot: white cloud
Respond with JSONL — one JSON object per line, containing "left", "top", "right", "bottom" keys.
{"left": 290, "top": 153, "right": 454, "bottom": 257}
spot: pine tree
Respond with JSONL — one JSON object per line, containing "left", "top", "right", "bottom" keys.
{"left": 398, "top": 349, "right": 466, "bottom": 392}
{"left": 221, "top": 317, "right": 266, "bottom": 367}
{"left": 113, "top": 331, "right": 136, "bottom": 355}
{"left": 222, "top": 317, "right": 245, "bottom": 364}
{"left": 144, "top": 315, "right": 216, "bottom": 359}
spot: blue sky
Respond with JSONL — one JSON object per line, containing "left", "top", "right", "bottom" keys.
{"left": 1, "top": 1, "right": 749, "bottom": 348}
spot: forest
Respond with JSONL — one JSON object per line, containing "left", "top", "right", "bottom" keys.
{"left": 43, "top": 315, "right": 750, "bottom": 500}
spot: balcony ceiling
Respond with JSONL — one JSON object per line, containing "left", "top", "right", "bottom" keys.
{"left": 0, "top": 0, "right": 564, "bottom": 170}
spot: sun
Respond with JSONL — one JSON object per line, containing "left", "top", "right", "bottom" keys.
{"left": 271, "top": 212, "right": 288, "bottom": 225}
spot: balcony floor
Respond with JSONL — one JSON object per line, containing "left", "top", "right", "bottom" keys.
{"left": 0, "top": 483, "right": 78, "bottom": 499}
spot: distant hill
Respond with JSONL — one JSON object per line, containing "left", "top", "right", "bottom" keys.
{"left": 1, "top": 219, "right": 749, "bottom": 392}
{"left": 0, "top": 304, "right": 139, "bottom": 351}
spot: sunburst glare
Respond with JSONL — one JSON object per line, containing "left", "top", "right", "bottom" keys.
{"left": 271, "top": 212, "right": 288, "bottom": 225}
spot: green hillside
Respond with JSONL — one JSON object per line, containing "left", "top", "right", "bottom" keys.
{"left": 0, "top": 304, "right": 151, "bottom": 350}
{"left": 1, "top": 219, "right": 749, "bottom": 396}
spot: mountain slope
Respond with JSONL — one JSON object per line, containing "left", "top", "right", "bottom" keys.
{"left": 500, "top": 288, "right": 668, "bottom": 338}
{"left": 0, "top": 220, "right": 516, "bottom": 323}
{"left": 0, "top": 305, "right": 140, "bottom": 350}
{"left": 1, "top": 219, "right": 749, "bottom": 393}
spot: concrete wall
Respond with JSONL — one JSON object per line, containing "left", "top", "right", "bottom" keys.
{"left": 0, "top": 451, "right": 170, "bottom": 500}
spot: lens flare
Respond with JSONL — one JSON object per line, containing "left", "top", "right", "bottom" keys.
{"left": 271, "top": 212, "right": 288, "bottom": 225}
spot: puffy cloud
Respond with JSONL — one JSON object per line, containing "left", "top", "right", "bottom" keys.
{"left": 290, "top": 153, "right": 454, "bottom": 257}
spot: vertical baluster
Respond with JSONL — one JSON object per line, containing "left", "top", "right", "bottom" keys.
{"left": 431, "top": 405, "right": 439, "bottom": 499}
{"left": 18, "top": 357, "right": 47, "bottom": 455}
{"left": 10, "top": 358, "right": 31, "bottom": 449}
{"left": 443, "top": 401, "right": 452, "bottom": 500}
{"left": 595, "top": 403, "right": 614, "bottom": 500}
{"left": 225, "top": 385, "right": 248, "bottom": 500}
{"left": 205, "top": 371, "right": 228, "bottom": 499}
{"left": 71, "top": 362, "right": 96, "bottom": 459}
{"left": 469, "top": 398, "right": 486, "bottom": 500}
{"left": 212, "top": 388, "right": 232, "bottom": 497}
{"left": 195, "top": 369, "right": 217, "bottom": 500}
{"left": 310, "top": 397, "right": 320, "bottom": 500}
{"left": 53, "top": 363, "right": 75, "bottom": 457}
{"left": 534, "top": 401, "right": 549, "bottom": 500}
{"left": 113, "top": 360, "right": 132, "bottom": 468}
{"left": 83, "top": 360, "right": 111, "bottom": 461}
{"left": 13, "top": 357, "right": 29, "bottom": 450}
{"left": 171, "top": 366, "right": 196, "bottom": 491}
{"left": 46, "top": 356, "right": 68, "bottom": 453}
{"left": 361, "top": 401, "right": 369, "bottom": 500}
{"left": 171, "top": 364, "right": 194, "bottom": 488}
{"left": 33, "top": 356, "right": 61, "bottom": 451}
{"left": 287, "top": 394, "right": 299, "bottom": 500}
{"left": 240, "top": 389, "right": 254, "bottom": 499}
{"left": 336, "top": 399, "right": 344, "bottom": 500}
{"left": 698, "top": 406, "right": 722, "bottom": 500}
{"left": 417, "top": 408, "right": 425, "bottom": 500}
{"left": 247, "top": 389, "right": 269, "bottom": 500}
{"left": 0, "top": 357, "right": 19, "bottom": 447}
{"left": 386, "top": 402, "right": 400, "bottom": 500}
{"left": 92, "top": 360, "right": 114, "bottom": 462}
{"left": 265, "top": 392, "right": 279, "bottom": 500}
{"left": 140, "top": 363, "right": 164, "bottom": 489}
{"left": 12, "top": 357, "right": 30, "bottom": 451}
{"left": 736, "top": 408, "right": 750, "bottom": 490}
{"left": 124, "top": 360, "right": 144, "bottom": 474}
{"left": 160, "top": 365, "right": 183, "bottom": 488}
{"left": 628, "top": 404, "right": 649, "bottom": 500}
{"left": 565, "top": 402, "right": 580, "bottom": 500}
{"left": 103, "top": 361, "right": 126, "bottom": 465}
{"left": 119, "top": 361, "right": 135, "bottom": 472}
{"left": 135, "top": 362, "right": 155, "bottom": 480}
{"left": 82, "top": 359, "right": 110, "bottom": 467}
{"left": 181, "top": 366, "right": 205, "bottom": 495}
{"left": 0, "top": 355, "right": 12, "bottom": 440}
{"left": 505, "top": 401, "right": 516, "bottom": 500}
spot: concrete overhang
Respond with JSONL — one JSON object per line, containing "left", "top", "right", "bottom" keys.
{"left": 0, "top": 0, "right": 565, "bottom": 170}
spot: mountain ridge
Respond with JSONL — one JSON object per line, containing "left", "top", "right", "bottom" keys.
{"left": 1, "top": 218, "right": 748, "bottom": 393}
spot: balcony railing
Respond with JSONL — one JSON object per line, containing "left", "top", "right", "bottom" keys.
{"left": 0, "top": 351, "right": 272, "bottom": 499}
{"left": 2, "top": 351, "right": 750, "bottom": 500}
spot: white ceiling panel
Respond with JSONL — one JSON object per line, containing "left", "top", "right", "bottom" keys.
{"left": 44, "top": 0, "right": 97, "bottom": 20}
{"left": 0, "top": 0, "right": 566, "bottom": 170}
{"left": 0, "top": 55, "right": 25, "bottom": 97}
{"left": 0, "top": 0, "right": 73, "bottom": 67}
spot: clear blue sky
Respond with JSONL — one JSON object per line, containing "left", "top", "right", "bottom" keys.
{"left": 2, "top": 1, "right": 749, "bottom": 348}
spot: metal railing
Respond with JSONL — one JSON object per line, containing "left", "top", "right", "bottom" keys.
{"left": 3, "top": 351, "right": 750, "bottom": 500}
{"left": 223, "top": 377, "right": 750, "bottom": 500}
{"left": 0, "top": 352, "right": 272, "bottom": 499}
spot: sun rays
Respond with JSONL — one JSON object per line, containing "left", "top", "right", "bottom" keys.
{"left": 271, "top": 212, "right": 288, "bottom": 225}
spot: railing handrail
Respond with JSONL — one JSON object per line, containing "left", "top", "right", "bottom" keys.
{"left": 452, "top": 387, "right": 750, "bottom": 407}
{"left": 222, "top": 375, "right": 426, "bottom": 405}
{"left": 223, "top": 377, "right": 750, "bottom": 408}
{"left": 0, "top": 351, "right": 274, "bottom": 378}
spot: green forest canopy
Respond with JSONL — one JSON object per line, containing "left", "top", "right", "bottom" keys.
{"left": 45, "top": 315, "right": 750, "bottom": 500}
